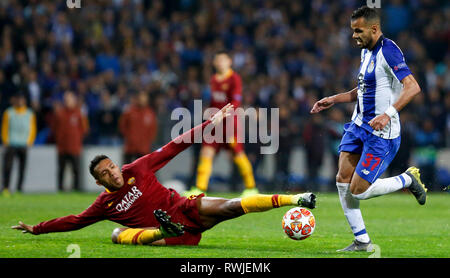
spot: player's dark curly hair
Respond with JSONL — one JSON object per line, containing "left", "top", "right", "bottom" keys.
{"left": 351, "top": 5, "right": 380, "bottom": 23}
{"left": 89, "top": 154, "right": 110, "bottom": 179}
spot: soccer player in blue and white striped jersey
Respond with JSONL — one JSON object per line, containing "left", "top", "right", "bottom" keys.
{"left": 311, "top": 6, "right": 427, "bottom": 252}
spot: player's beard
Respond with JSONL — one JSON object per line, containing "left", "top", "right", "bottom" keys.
{"left": 356, "top": 37, "right": 373, "bottom": 49}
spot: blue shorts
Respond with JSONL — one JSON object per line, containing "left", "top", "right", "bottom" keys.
{"left": 338, "top": 122, "right": 401, "bottom": 183}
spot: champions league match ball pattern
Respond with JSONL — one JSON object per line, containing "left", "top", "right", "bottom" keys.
{"left": 282, "top": 207, "right": 316, "bottom": 240}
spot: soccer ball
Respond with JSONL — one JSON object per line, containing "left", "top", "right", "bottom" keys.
{"left": 282, "top": 207, "right": 316, "bottom": 240}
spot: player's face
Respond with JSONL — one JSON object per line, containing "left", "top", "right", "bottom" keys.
{"left": 351, "top": 17, "right": 376, "bottom": 49}
{"left": 213, "top": 54, "right": 232, "bottom": 73}
{"left": 94, "top": 158, "right": 124, "bottom": 190}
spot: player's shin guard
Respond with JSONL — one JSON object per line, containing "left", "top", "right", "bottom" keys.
{"left": 336, "top": 182, "right": 370, "bottom": 243}
{"left": 196, "top": 156, "right": 213, "bottom": 192}
{"left": 240, "top": 194, "right": 295, "bottom": 213}
{"left": 116, "top": 228, "right": 164, "bottom": 245}
{"left": 233, "top": 153, "right": 255, "bottom": 189}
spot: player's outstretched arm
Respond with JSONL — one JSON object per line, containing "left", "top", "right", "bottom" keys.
{"left": 11, "top": 221, "right": 34, "bottom": 234}
{"left": 11, "top": 199, "right": 105, "bottom": 235}
{"left": 131, "top": 103, "right": 234, "bottom": 173}
{"left": 310, "top": 87, "right": 357, "bottom": 114}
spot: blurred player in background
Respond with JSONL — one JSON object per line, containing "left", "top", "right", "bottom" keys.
{"left": 12, "top": 104, "right": 316, "bottom": 246}
{"left": 184, "top": 51, "right": 258, "bottom": 197}
{"left": 311, "top": 6, "right": 427, "bottom": 252}
{"left": 52, "top": 91, "right": 89, "bottom": 192}
{"left": 1, "top": 92, "right": 36, "bottom": 196}
{"left": 119, "top": 91, "right": 158, "bottom": 164}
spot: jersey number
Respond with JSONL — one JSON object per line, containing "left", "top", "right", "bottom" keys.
{"left": 361, "top": 153, "right": 381, "bottom": 171}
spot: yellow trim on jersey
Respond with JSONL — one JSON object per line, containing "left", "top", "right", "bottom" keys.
{"left": 1, "top": 110, "right": 9, "bottom": 145}
{"left": 105, "top": 187, "right": 118, "bottom": 194}
{"left": 27, "top": 113, "right": 36, "bottom": 146}
{"left": 214, "top": 69, "right": 234, "bottom": 81}
{"left": 13, "top": 106, "right": 27, "bottom": 114}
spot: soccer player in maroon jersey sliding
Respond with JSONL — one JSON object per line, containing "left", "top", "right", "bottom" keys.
{"left": 12, "top": 104, "right": 316, "bottom": 246}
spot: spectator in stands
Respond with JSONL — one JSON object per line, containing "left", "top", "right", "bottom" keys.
{"left": 51, "top": 91, "right": 89, "bottom": 192}
{"left": 119, "top": 91, "right": 158, "bottom": 164}
{"left": 96, "top": 89, "right": 121, "bottom": 146}
{"left": 1, "top": 92, "right": 36, "bottom": 196}
{"left": 273, "top": 105, "right": 295, "bottom": 190}
{"left": 302, "top": 113, "right": 325, "bottom": 191}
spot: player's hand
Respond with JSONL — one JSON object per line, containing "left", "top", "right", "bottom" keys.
{"left": 368, "top": 114, "right": 390, "bottom": 131}
{"left": 310, "top": 97, "right": 335, "bottom": 113}
{"left": 11, "top": 221, "right": 34, "bottom": 234}
{"left": 210, "top": 103, "right": 234, "bottom": 126}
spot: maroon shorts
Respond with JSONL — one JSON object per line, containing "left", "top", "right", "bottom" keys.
{"left": 164, "top": 193, "right": 206, "bottom": 246}
{"left": 202, "top": 116, "right": 244, "bottom": 154}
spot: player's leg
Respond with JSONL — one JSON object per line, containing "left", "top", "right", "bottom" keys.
{"left": 233, "top": 151, "right": 256, "bottom": 195}
{"left": 196, "top": 146, "right": 216, "bottom": 192}
{"left": 228, "top": 118, "right": 257, "bottom": 196}
{"left": 111, "top": 227, "right": 166, "bottom": 245}
{"left": 232, "top": 150, "right": 258, "bottom": 197}
{"left": 57, "top": 153, "right": 67, "bottom": 192}
{"left": 197, "top": 193, "right": 316, "bottom": 229}
{"left": 111, "top": 210, "right": 184, "bottom": 246}
{"left": 335, "top": 123, "right": 371, "bottom": 251}
{"left": 349, "top": 135, "right": 427, "bottom": 204}
{"left": 184, "top": 145, "right": 216, "bottom": 196}
{"left": 338, "top": 133, "right": 425, "bottom": 252}
{"left": 2, "top": 146, "right": 15, "bottom": 196}
{"left": 16, "top": 147, "right": 27, "bottom": 193}
{"left": 71, "top": 155, "right": 81, "bottom": 191}
{"left": 335, "top": 151, "right": 372, "bottom": 251}
{"left": 351, "top": 168, "right": 426, "bottom": 204}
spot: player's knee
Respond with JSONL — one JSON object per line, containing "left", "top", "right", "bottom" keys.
{"left": 349, "top": 183, "right": 367, "bottom": 196}
{"left": 220, "top": 198, "right": 244, "bottom": 218}
{"left": 111, "top": 227, "right": 124, "bottom": 244}
{"left": 336, "top": 171, "right": 352, "bottom": 183}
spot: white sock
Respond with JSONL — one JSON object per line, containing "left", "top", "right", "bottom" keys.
{"left": 336, "top": 182, "right": 370, "bottom": 243}
{"left": 352, "top": 173, "right": 412, "bottom": 200}
{"left": 399, "top": 172, "right": 412, "bottom": 188}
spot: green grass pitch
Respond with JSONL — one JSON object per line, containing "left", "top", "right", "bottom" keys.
{"left": 0, "top": 191, "right": 449, "bottom": 258}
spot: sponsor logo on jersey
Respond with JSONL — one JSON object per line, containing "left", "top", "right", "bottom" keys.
{"left": 212, "top": 91, "right": 227, "bottom": 102}
{"left": 394, "top": 62, "right": 407, "bottom": 71}
{"left": 367, "top": 60, "right": 375, "bottom": 73}
{"left": 361, "top": 169, "right": 370, "bottom": 175}
{"left": 115, "top": 186, "right": 143, "bottom": 212}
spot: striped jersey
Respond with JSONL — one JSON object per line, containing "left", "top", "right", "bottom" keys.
{"left": 352, "top": 35, "right": 412, "bottom": 139}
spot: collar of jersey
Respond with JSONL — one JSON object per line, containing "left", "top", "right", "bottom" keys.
{"left": 13, "top": 106, "right": 27, "bottom": 114}
{"left": 215, "top": 69, "right": 233, "bottom": 81}
{"left": 105, "top": 187, "right": 119, "bottom": 194}
{"left": 369, "top": 35, "right": 384, "bottom": 52}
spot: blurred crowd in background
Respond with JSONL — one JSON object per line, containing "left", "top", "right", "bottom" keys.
{"left": 0, "top": 0, "right": 448, "bottom": 192}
